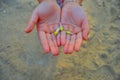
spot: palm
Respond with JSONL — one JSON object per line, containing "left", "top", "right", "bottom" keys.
{"left": 36, "top": 2, "right": 60, "bottom": 25}
{"left": 25, "top": 2, "right": 61, "bottom": 56}
{"left": 61, "top": 3, "right": 89, "bottom": 54}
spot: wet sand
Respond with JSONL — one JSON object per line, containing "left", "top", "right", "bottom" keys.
{"left": 0, "top": 0, "right": 120, "bottom": 80}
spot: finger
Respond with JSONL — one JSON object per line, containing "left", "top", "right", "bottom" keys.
{"left": 51, "top": 34, "right": 58, "bottom": 48}
{"left": 61, "top": 31, "right": 66, "bottom": 46}
{"left": 82, "top": 18, "right": 90, "bottom": 40}
{"left": 25, "top": 11, "right": 38, "bottom": 33}
{"left": 74, "top": 32, "right": 82, "bottom": 52}
{"left": 57, "top": 33, "right": 61, "bottom": 46}
{"left": 39, "top": 31, "right": 50, "bottom": 53}
{"left": 47, "top": 33, "right": 58, "bottom": 56}
{"left": 51, "top": 34, "right": 59, "bottom": 55}
{"left": 67, "top": 35, "right": 76, "bottom": 54}
{"left": 64, "top": 35, "right": 70, "bottom": 54}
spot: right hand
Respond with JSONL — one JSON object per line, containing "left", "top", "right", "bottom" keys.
{"left": 25, "top": 1, "right": 61, "bottom": 56}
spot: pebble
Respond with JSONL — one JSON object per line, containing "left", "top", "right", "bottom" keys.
{"left": 3, "top": 10, "right": 6, "bottom": 13}
{"left": 118, "top": 15, "right": 120, "bottom": 18}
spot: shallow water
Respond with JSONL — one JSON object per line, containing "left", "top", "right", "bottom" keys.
{"left": 0, "top": 0, "right": 120, "bottom": 80}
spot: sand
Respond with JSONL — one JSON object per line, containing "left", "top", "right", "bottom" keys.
{"left": 0, "top": 0, "right": 120, "bottom": 80}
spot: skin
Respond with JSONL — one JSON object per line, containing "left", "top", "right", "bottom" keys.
{"left": 61, "top": 2, "right": 89, "bottom": 54}
{"left": 25, "top": 1, "right": 60, "bottom": 56}
{"left": 25, "top": 0, "right": 89, "bottom": 56}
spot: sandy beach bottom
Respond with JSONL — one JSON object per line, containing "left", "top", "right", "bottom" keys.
{"left": 0, "top": 0, "right": 120, "bottom": 80}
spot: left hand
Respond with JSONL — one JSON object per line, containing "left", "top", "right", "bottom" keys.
{"left": 60, "top": 2, "right": 90, "bottom": 54}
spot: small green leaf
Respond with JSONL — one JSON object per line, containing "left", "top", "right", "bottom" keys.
{"left": 66, "top": 30, "right": 71, "bottom": 34}
{"left": 60, "top": 26, "right": 64, "bottom": 31}
{"left": 54, "top": 31, "right": 58, "bottom": 36}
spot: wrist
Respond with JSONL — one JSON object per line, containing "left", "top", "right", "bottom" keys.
{"left": 64, "top": 0, "right": 83, "bottom": 5}
{"left": 37, "top": 0, "right": 56, "bottom": 3}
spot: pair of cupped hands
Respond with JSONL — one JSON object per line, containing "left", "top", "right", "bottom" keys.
{"left": 25, "top": 0, "right": 89, "bottom": 56}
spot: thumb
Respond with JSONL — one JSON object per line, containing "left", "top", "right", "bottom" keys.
{"left": 82, "top": 18, "right": 90, "bottom": 40}
{"left": 25, "top": 11, "right": 38, "bottom": 33}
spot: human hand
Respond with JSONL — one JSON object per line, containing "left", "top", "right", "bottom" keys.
{"left": 25, "top": 1, "right": 61, "bottom": 56}
{"left": 60, "top": 2, "right": 89, "bottom": 54}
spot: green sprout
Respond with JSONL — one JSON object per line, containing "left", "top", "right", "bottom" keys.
{"left": 66, "top": 30, "right": 73, "bottom": 35}
{"left": 54, "top": 28, "right": 60, "bottom": 36}
{"left": 60, "top": 23, "right": 64, "bottom": 31}
{"left": 66, "top": 30, "right": 71, "bottom": 34}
